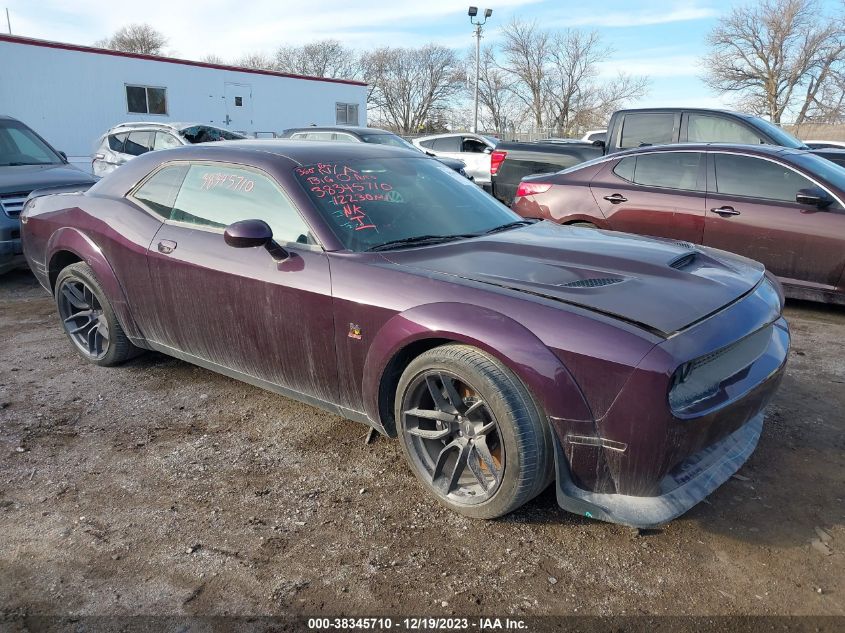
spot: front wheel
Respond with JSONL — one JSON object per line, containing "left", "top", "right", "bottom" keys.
{"left": 395, "top": 344, "right": 552, "bottom": 519}
{"left": 54, "top": 262, "right": 139, "bottom": 366}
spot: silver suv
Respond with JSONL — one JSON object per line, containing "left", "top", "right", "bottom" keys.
{"left": 92, "top": 122, "right": 245, "bottom": 176}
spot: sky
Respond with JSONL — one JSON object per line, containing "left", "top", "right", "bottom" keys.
{"left": 2, "top": 0, "right": 841, "bottom": 113}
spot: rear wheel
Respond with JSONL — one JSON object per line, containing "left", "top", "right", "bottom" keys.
{"left": 395, "top": 344, "right": 552, "bottom": 519}
{"left": 54, "top": 262, "right": 138, "bottom": 366}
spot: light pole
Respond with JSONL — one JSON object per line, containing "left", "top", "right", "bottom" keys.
{"left": 468, "top": 7, "right": 492, "bottom": 133}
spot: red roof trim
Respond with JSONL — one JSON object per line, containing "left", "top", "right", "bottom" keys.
{"left": 0, "top": 33, "right": 368, "bottom": 87}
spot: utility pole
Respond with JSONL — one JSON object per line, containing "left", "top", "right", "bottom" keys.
{"left": 5, "top": 8, "right": 11, "bottom": 35}
{"left": 468, "top": 7, "right": 492, "bottom": 134}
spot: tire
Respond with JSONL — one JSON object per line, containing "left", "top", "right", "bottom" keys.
{"left": 54, "top": 262, "right": 139, "bottom": 366}
{"left": 395, "top": 344, "right": 552, "bottom": 519}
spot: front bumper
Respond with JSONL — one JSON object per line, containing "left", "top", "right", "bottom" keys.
{"left": 0, "top": 212, "right": 25, "bottom": 275}
{"left": 554, "top": 408, "right": 766, "bottom": 529}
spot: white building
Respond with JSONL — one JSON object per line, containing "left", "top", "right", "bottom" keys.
{"left": 0, "top": 34, "right": 368, "bottom": 171}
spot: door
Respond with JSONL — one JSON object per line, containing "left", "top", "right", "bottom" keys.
{"left": 458, "top": 136, "right": 494, "bottom": 184}
{"left": 590, "top": 151, "right": 707, "bottom": 242}
{"left": 224, "top": 82, "right": 253, "bottom": 132}
{"left": 145, "top": 161, "right": 338, "bottom": 400}
{"left": 704, "top": 152, "right": 845, "bottom": 291}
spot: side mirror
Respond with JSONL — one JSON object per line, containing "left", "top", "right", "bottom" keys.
{"left": 483, "top": 147, "right": 493, "bottom": 154}
{"left": 592, "top": 140, "right": 606, "bottom": 148}
{"left": 224, "top": 219, "right": 274, "bottom": 248}
{"left": 796, "top": 187, "right": 833, "bottom": 208}
{"left": 58, "top": 151, "right": 68, "bottom": 162}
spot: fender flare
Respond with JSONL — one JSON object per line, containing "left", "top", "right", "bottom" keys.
{"left": 361, "top": 301, "right": 593, "bottom": 433}
{"left": 45, "top": 227, "right": 143, "bottom": 341}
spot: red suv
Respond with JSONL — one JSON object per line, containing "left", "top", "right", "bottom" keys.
{"left": 512, "top": 144, "right": 845, "bottom": 304}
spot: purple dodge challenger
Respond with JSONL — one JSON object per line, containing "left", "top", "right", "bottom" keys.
{"left": 20, "top": 141, "right": 789, "bottom": 528}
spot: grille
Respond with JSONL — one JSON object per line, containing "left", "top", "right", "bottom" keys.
{"left": 669, "top": 253, "right": 697, "bottom": 270}
{"left": 1, "top": 191, "right": 32, "bottom": 218}
{"left": 669, "top": 325, "right": 774, "bottom": 412}
{"left": 561, "top": 277, "right": 625, "bottom": 288}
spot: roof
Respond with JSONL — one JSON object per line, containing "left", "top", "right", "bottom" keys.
{"left": 213, "top": 139, "right": 419, "bottom": 162}
{"left": 0, "top": 34, "right": 368, "bottom": 87}
{"left": 283, "top": 126, "right": 392, "bottom": 136}
{"left": 610, "top": 142, "right": 802, "bottom": 157}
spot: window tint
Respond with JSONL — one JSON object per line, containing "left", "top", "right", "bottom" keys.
{"left": 687, "top": 115, "right": 762, "bottom": 144}
{"left": 171, "top": 164, "right": 311, "bottom": 244}
{"left": 0, "top": 120, "right": 62, "bottom": 166}
{"left": 613, "top": 157, "right": 635, "bottom": 182}
{"left": 714, "top": 153, "right": 814, "bottom": 202}
{"left": 633, "top": 152, "right": 702, "bottom": 191}
{"left": 180, "top": 125, "right": 244, "bottom": 144}
{"left": 124, "top": 131, "right": 153, "bottom": 156}
{"left": 133, "top": 164, "right": 189, "bottom": 217}
{"left": 432, "top": 136, "right": 461, "bottom": 152}
{"left": 462, "top": 138, "right": 488, "bottom": 153}
{"left": 153, "top": 132, "right": 182, "bottom": 150}
{"left": 619, "top": 113, "right": 674, "bottom": 149}
{"left": 294, "top": 157, "right": 519, "bottom": 252}
{"left": 108, "top": 133, "right": 128, "bottom": 152}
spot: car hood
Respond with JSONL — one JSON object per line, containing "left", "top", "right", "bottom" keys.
{"left": 381, "top": 222, "right": 765, "bottom": 336}
{"left": 0, "top": 164, "right": 96, "bottom": 194}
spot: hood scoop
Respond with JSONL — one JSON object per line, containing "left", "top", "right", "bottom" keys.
{"left": 560, "top": 277, "right": 625, "bottom": 289}
{"left": 669, "top": 252, "right": 698, "bottom": 270}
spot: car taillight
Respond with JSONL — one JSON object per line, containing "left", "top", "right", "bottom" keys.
{"left": 515, "top": 182, "right": 552, "bottom": 197}
{"left": 490, "top": 150, "right": 507, "bottom": 176}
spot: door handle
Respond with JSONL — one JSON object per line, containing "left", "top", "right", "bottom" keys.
{"left": 710, "top": 206, "right": 741, "bottom": 217}
{"left": 603, "top": 193, "right": 628, "bottom": 204}
{"left": 157, "top": 240, "right": 177, "bottom": 254}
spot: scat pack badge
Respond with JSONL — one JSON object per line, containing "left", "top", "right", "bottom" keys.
{"left": 348, "top": 323, "right": 363, "bottom": 340}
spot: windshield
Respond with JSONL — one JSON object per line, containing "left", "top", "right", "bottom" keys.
{"left": 360, "top": 133, "right": 417, "bottom": 151}
{"left": 0, "top": 120, "right": 63, "bottom": 166}
{"left": 792, "top": 151, "right": 845, "bottom": 191}
{"left": 294, "top": 157, "right": 520, "bottom": 251}
{"left": 748, "top": 116, "right": 806, "bottom": 149}
{"left": 180, "top": 125, "right": 246, "bottom": 144}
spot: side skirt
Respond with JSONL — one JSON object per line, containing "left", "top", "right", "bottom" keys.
{"left": 146, "top": 341, "right": 377, "bottom": 431}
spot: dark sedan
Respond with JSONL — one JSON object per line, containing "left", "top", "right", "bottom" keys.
{"left": 20, "top": 141, "right": 789, "bottom": 528}
{"left": 513, "top": 144, "right": 845, "bottom": 305}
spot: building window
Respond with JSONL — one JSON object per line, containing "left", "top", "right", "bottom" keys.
{"left": 234, "top": 96, "right": 243, "bottom": 107}
{"left": 336, "top": 103, "right": 359, "bottom": 126}
{"left": 126, "top": 85, "right": 168, "bottom": 115}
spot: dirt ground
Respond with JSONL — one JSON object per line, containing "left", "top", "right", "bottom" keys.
{"left": 0, "top": 268, "right": 843, "bottom": 626}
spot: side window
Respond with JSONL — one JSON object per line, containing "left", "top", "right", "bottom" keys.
{"left": 124, "top": 131, "right": 154, "bottom": 156}
{"left": 633, "top": 153, "right": 702, "bottom": 191}
{"left": 687, "top": 115, "right": 763, "bottom": 144}
{"left": 619, "top": 113, "right": 675, "bottom": 149}
{"left": 132, "top": 164, "right": 190, "bottom": 217}
{"left": 462, "top": 138, "right": 488, "bottom": 153}
{"left": 153, "top": 132, "right": 182, "bottom": 150}
{"left": 171, "top": 164, "right": 312, "bottom": 244}
{"left": 290, "top": 132, "right": 308, "bottom": 140}
{"left": 306, "top": 132, "right": 334, "bottom": 141}
{"left": 417, "top": 139, "right": 435, "bottom": 149}
{"left": 714, "top": 154, "right": 813, "bottom": 203}
{"left": 432, "top": 136, "right": 461, "bottom": 152}
{"left": 108, "top": 133, "right": 128, "bottom": 152}
{"left": 332, "top": 133, "right": 357, "bottom": 143}
{"left": 613, "top": 156, "right": 635, "bottom": 182}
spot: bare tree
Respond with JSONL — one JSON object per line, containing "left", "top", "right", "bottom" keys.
{"left": 232, "top": 52, "right": 276, "bottom": 70}
{"left": 275, "top": 39, "right": 360, "bottom": 79}
{"left": 361, "top": 45, "right": 462, "bottom": 134}
{"left": 543, "top": 30, "right": 648, "bottom": 135}
{"left": 499, "top": 19, "right": 647, "bottom": 134}
{"left": 470, "top": 46, "right": 525, "bottom": 134}
{"left": 702, "top": 0, "right": 845, "bottom": 124}
{"left": 94, "top": 23, "right": 168, "bottom": 55}
{"left": 201, "top": 54, "right": 225, "bottom": 65}
{"left": 499, "top": 19, "right": 551, "bottom": 128}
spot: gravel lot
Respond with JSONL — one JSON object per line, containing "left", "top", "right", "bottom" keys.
{"left": 1, "top": 268, "right": 843, "bottom": 625}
